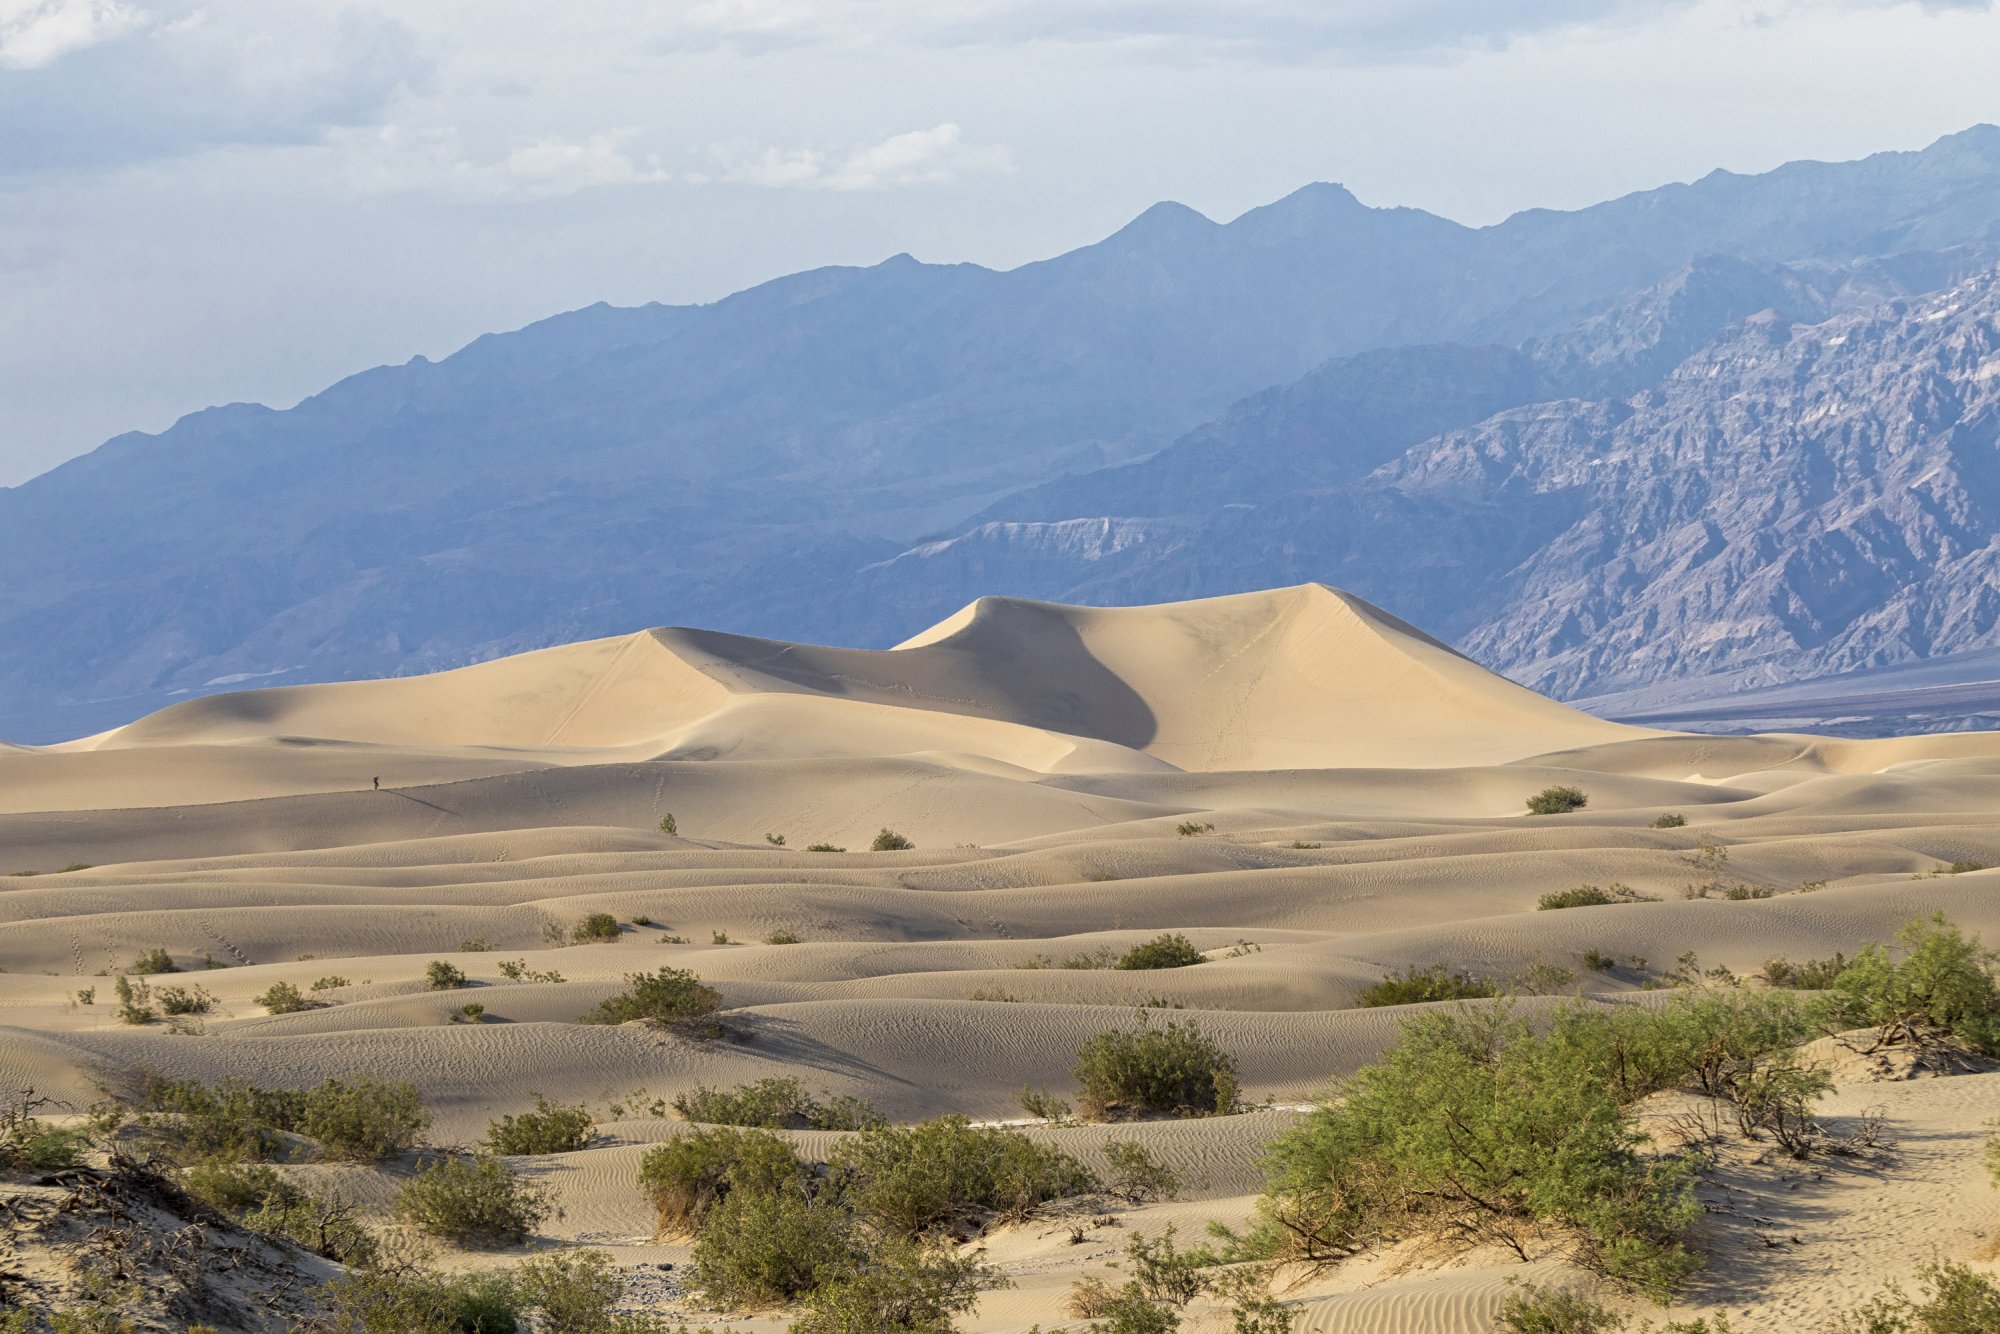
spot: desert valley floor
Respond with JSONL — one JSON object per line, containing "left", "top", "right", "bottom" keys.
{"left": 3, "top": 584, "right": 1999, "bottom": 1331}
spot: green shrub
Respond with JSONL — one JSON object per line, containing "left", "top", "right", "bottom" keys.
{"left": 1538, "top": 884, "right": 1652, "bottom": 910}
{"left": 1526, "top": 785, "right": 1588, "bottom": 815}
{"left": 792, "top": 1240, "right": 1007, "bottom": 1334}
{"left": 671, "top": 1077, "right": 883, "bottom": 1131}
{"left": 1355, "top": 963, "right": 1497, "bottom": 1007}
{"left": 806, "top": 843, "right": 846, "bottom": 853}
{"left": 690, "top": 1184, "right": 858, "bottom": 1308}
{"left": 871, "top": 828, "right": 915, "bottom": 852}
{"left": 485, "top": 1097, "right": 595, "bottom": 1155}
{"left": 310, "top": 975, "right": 351, "bottom": 991}
{"left": 1650, "top": 813, "right": 1688, "bottom": 829}
{"left": 1255, "top": 1005, "right": 1702, "bottom": 1296}
{"left": 1582, "top": 950, "right": 1616, "bottom": 972}
{"left": 659, "top": 813, "right": 678, "bottom": 836}
{"left": 1073, "top": 1015, "right": 1240, "bottom": 1120}
{"left": 394, "top": 1153, "right": 554, "bottom": 1246}
{"left": 638, "top": 1127, "right": 809, "bottom": 1235}
{"left": 321, "top": 1267, "right": 522, "bottom": 1334}
{"left": 1175, "top": 821, "right": 1214, "bottom": 837}
{"left": 1, "top": 1095, "right": 89, "bottom": 1173}
{"left": 1846, "top": 1261, "right": 2000, "bottom": 1332}
{"left": 1066, "top": 1228, "right": 1214, "bottom": 1331}
{"left": 1020, "top": 1087, "right": 1073, "bottom": 1122}
{"left": 142, "top": 1074, "right": 429, "bottom": 1163}
{"left": 1830, "top": 913, "right": 2000, "bottom": 1054}
{"left": 113, "top": 976, "right": 155, "bottom": 1025}
{"left": 829, "top": 1115, "right": 1098, "bottom": 1238}
{"left": 155, "top": 984, "right": 214, "bottom": 1016}
{"left": 1495, "top": 1280, "right": 1620, "bottom": 1332}
{"left": 579, "top": 966, "right": 723, "bottom": 1033}
{"left": 1103, "top": 1139, "right": 1180, "bottom": 1204}
{"left": 1116, "top": 934, "right": 1205, "bottom": 970}
{"left": 571, "top": 913, "right": 623, "bottom": 944}
{"left": 710, "top": 930, "right": 731, "bottom": 945}
{"left": 764, "top": 930, "right": 802, "bottom": 945}
{"left": 509, "top": 1249, "right": 643, "bottom": 1334}
{"left": 1759, "top": 953, "right": 1849, "bottom": 989}
{"left": 129, "top": 947, "right": 179, "bottom": 975}
{"left": 181, "top": 1162, "right": 378, "bottom": 1265}
{"left": 256, "top": 981, "right": 314, "bottom": 1014}
{"left": 425, "top": 960, "right": 468, "bottom": 990}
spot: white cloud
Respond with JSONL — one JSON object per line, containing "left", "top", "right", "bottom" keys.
{"left": 719, "top": 122, "right": 1012, "bottom": 191}
{"left": 0, "top": 1, "right": 426, "bottom": 174}
{"left": 645, "top": 0, "right": 1995, "bottom": 61}
{"left": 0, "top": 0, "right": 139, "bottom": 69}
{"left": 328, "top": 124, "right": 672, "bottom": 202}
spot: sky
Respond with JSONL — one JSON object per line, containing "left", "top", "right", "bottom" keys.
{"left": 1, "top": 0, "right": 1996, "bottom": 486}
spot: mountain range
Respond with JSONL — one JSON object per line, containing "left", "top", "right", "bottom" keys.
{"left": 5, "top": 125, "right": 2000, "bottom": 742}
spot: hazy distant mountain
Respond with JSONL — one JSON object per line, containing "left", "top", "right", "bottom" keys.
{"left": 4, "top": 126, "right": 2000, "bottom": 740}
{"left": 860, "top": 262, "right": 2000, "bottom": 706}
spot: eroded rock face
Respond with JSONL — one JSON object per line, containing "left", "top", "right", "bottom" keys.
{"left": 1427, "top": 270, "right": 2000, "bottom": 697}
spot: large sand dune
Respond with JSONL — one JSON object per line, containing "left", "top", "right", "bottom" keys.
{"left": 4, "top": 584, "right": 1998, "bottom": 1331}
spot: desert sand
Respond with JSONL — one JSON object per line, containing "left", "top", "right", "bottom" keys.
{"left": 4, "top": 583, "right": 1998, "bottom": 1331}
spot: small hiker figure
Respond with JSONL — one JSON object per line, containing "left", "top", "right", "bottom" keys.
{"left": 372, "top": 776, "right": 380, "bottom": 791}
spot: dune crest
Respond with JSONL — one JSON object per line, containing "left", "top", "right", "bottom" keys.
{"left": 47, "top": 585, "right": 1639, "bottom": 778}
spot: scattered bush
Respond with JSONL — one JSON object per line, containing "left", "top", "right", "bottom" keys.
{"left": 765, "top": 833, "right": 787, "bottom": 847}
{"left": 310, "top": 975, "right": 351, "bottom": 991}
{"left": 393, "top": 1153, "right": 555, "bottom": 1246}
{"left": 497, "top": 959, "right": 564, "bottom": 984}
{"left": 1517, "top": 961, "right": 1581, "bottom": 996}
{"left": 1255, "top": 1004, "right": 1703, "bottom": 1296}
{"left": 690, "top": 1184, "right": 858, "bottom": 1308}
{"left": 155, "top": 984, "right": 215, "bottom": 1016}
{"left": 792, "top": 1239, "right": 1008, "bottom": 1334}
{"left": 255, "top": 982, "right": 315, "bottom": 1014}
{"left": 1582, "top": 950, "right": 1617, "bottom": 972}
{"left": 764, "top": 930, "right": 802, "bottom": 945}
{"left": 871, "top": 828, "right": 915, "bottom": 852}
{"left": 1020, "top": 1087, "right": 1073, "bottom": 1122}
{"left": 142, "top": 1074, "right": 429, "bottom": 1163}
{"left": 458, "top": 1002, "right": 486, "bottom": 1023}
{"left": 1539, "top": 883, "right": 1653, "bottom": 910}
{"left": 320, "top": 1266, "right": 523, "bottom": 1334}
{"left": 1117, "top": 934, "right": 1205, "bottom": 971}
{"left": 1104, "top": 1139, "right": 1181, "bottom": 1204}
{"left": 1175, "top": 821, "right": 1214, "bottom": 837}
{"left": 638, "top": 1127, "right": 809, "bottom": 1235}
{"left": 1356, "top": 963, "right": 1497, "bottom": 1007}
{"left": 828, "top": 1115, "right": 1099, "bottom": 1238}
{"left": 1844, "top": 1261, "right": 2000, "bottom": 1332}
{"left": 1067, "top": 1228, "right": 1214, "bottom": 1331}
{"left": 1650, "top": 813, "right": 1688, "bottom": 830}
{"left": 181, "top": 1162, "right": 378, "bottom": 1265}
{"left": 112, "top": 976, "right": 155, "bottom": 1025}
{"left": 485, "top": 1097, "right": 595, "bottom": 1155}
{"left": 571, "top": 913, "right": 623, "bottom": 944}
{"left": 806, "top": 843, "right": 846, "bottom": 853}
{"left": 1073, "top": 1014, "right": 1240, "bottom": 1120}
{"left": 1495, "top": 1280, "right": 1620, "bottom": 1333}
{"left": 1, "top": 1094, "right": 88, "bottom": 1173}
{"left": 1830, "top": 913, "right": 2000, "bottom": 1054}
{"left": 659, "top": 813, "right": 678, "bottom": 836}
{"left": 578, "top": 966, "right": 723, "bottom": 1034}
{"left": 1723, "top": 884, "right": 1774, "bottom": 900}
{"left": 129, "top": 947, "right": 179, "bottom": 975}
{"left": 1759, "top": 954, "right": 1849, "bottom": 989}
{"left": 672, "top": 1077, "right": 883, "bottom": 1131}
{"left": 425, "top": 960, "right": 468, "bottom": 990}
{"left": 1526, "top": 785, "right": 1588, "bottom": 815}
{"left": 710, "top": 931, "right": 731, "bottom": 945}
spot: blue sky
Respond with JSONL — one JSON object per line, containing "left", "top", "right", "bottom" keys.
{"left": 1, "top": 0, "right": 1996, "bottom": 484}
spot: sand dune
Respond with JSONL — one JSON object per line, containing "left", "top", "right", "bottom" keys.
{"left": 3, "top": 584, "right": 1998, "bottom": 1331}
